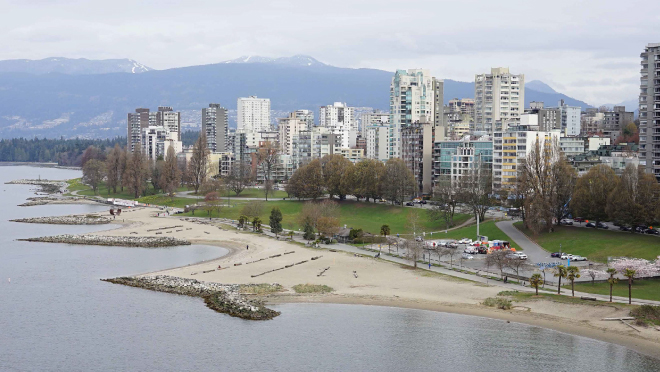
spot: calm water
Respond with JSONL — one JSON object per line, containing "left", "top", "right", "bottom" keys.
{"left": 1, "top": 166, "right": 659, "bottom": 372}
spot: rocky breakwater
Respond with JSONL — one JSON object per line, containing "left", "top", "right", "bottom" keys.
{"left": 6, "top": 179, "right": 66, "bottom": 193}
{"left": 18, "top": 196, "right": 93, "bottom": 207}
{"left": 102, "top": 275, "right": 280, "bottom": 320}
{"left": 11, "top": 215, "right": 111, "bottom": 225}
{"left": 19, "top": 234, "right": 191, "bottom": 247}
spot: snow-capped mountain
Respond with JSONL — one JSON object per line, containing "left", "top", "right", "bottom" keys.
{"left": 0, "top": 57, "right": 152, "bottom": 75}
{"left": 222, "top": 55, "right": 327, "bottom": 67}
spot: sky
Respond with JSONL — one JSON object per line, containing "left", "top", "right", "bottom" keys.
{"left": 1, "top": 0, "right": 659, "bottom": 106}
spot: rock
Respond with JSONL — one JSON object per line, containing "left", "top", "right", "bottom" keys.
{"left": 10, "top": 215, "right": 111, "bottom": 225}
{"left": 101, "top": 275, "right": 280, "bottom": 320}
{"left": 19, "top": 234, "right": 191, "bottom": 248}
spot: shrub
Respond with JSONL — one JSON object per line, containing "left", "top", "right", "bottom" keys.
{"left": 483, "top": 297, "right": 512, "bottom": 310}
{"left": 497, "top": 290, "right": 520, "bottom": 296}
{"left": 292, "top": 284, "right": 334, "bottom": 293}
{"left": 630, "top": 305, "right": 660, "bottom": 326}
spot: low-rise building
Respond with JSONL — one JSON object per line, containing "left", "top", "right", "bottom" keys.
{"left": 433, "top": 139, "right": 493, "bottom": 185}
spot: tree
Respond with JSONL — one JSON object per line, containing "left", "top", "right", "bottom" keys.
{"left": 553, "top": 265, "right": 568, "bottom": 295}
{"left": 124, "top": 151, "right": 149, "bottom": 198}
{"left": 380, "top": 224, "right": 390, "bottom": 252}
{"left": 607, "top": 164, "right": 660, "bottom": 230}
{"left": 150, "top": 159, "right": 165, "bottom": 193}
{"left": 105, "top": 144, "right": 123, "bottom": 194}
{"left": 118, "top": 147, "right": 128, "bottom": 192}
{"left": 204, "top": 191, "right": 222, "bottom": 218}
{"left": 405, "top": 210, "right": 422, "bottom": 241}
{"left": 457, "top": 159, "right": 493, "bottom": 222}
{"left": 530, "top": 273, "right": 543, "bottom": 295}
{"left": 566, "top": 266, "right": 581, "bottom": 297}
{"left": 82, "top": 159, "right": 105, "bottom": 194}
{"left": 582, "top": 269, "right": 605, "bottom": 285}
{"left": 241, "top": 201, "right": 265, "bottom": 220}
{"left": 188, "top": 132, "right": 210, "bottom": 194}
{"left": 226, "top": 161, "right": 252, "bottom": 197}
{"left": 269, "top": 207, "right": 283, "bottom": 237}
{"left": 614, "top": 122, "right": 639, "bottom": 145}
{"left": 611, "top": 258, "right": 659, "bottom": 304}
{"left": 237, "top": 215, "right": 248, "bottom": 229}
{"left": 252, "top": 217, "right": 262, "bottom": 232}
{"left": 445, "top": 247, "right": 458, "bottom": 268}
{"left": 81, "top": 145, "right": 105, "bottom": 167}
{"left": 571, "top": 165, "right": 617, "bottom": 224}
{"left": 303, "top": 222, "right": 315, "bottom": 241}
{"left": 297, "top": 199, "right": 339, "bottom": 233}
{"left": 485, "top": 250, "right": 512, "bottom": 279}
{"left": 354, "top": 159, "right": 385, "bottom": 202}
{"left": 287, "top": 159, "right": 325, "bottom": 200}
{"left": 321, "top": 154, "right": 354, "bottom": 200}
{"left": 160, "top": 146, "right": 181, "bottom": 197}
{"left": 429, "top": 175, "right": 459, "bottom": 229}
{"left": 606, "top": 268, "right": 618, "bottom": 303}
{"left": 317, "top": 216, "right": 339, "bottom": 239}
{"left": 383, "top": 158, "right": 416, "bottom": 205}
{"left": 256, "top": 141, "right": 279, "bottom": 201}
{"left": 507, "top": 258, "right": 529, "bottom": 282}
{"left": 402, "top": 239, "right": 423, "bottom": 269}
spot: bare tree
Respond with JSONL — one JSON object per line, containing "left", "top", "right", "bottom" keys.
{"left": 241, "top": 200, "right": 265, "bottom": 220}
{"left": 256, "top": 141, "right": 279, "bottom": 201}
{"left": 188, "top": 133, "right": 210, "bottom": 194}
{"left": 485, "top": 250, "right": 512, "bottom": 279}
{"left": 445, "top": 246, "right": 459, "bottom": 268}
{"left": 82, "top": 159, "right": 105, "bottom": 194}
{"left": 160, "top": 146, "right": 181, "bottom": 197}
{"left": 402, "top": 239, "right": 423, "bottom": 269}
{"left": 429, "top": 175, "right": 459, "bottom": 229}
{"left": 226, "top": 161, "right": 252, "bottom": 197}
{"left": 457, "top": 159, "right": 492, "bottom": 222}
{"left": 124, "top": 150, "right": 149, "bottom": 198}
{"left": 507, "top": 258, "right": 531, "bottom": 282}
{"left": 105, "top": 144, "right": 123, "bottom": 194}
{"left": 204, "top": 191, "right": 223, "bottom": 218}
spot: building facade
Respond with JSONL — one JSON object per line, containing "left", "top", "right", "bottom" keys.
{"left": 202, "top": 103, "right": 228, "bottom": 153}
{"left": 278, "top": 112, "right": 308, "bottom": 156}
{"left": 474, "top": 67, "right": 525, "bottom": 134}
{"left": 433, "top": 139, "right": 493, "bottom": 185}
{"left": 360, "top": 110, "right": 389, "bottom": 137}
{"left": 237, "top": 96, "right": 271, "bottom": 133}
{"left": 603, "top": 106, "right": 635, "bottom": 141}
{"left": 365, "top": 125, "right": 389, "bottom": 162}
{"left": 319, "top": 102, "right": 356, "bottom": 149}
{"left": 401, "top": 118, "right": 445, "bottom": 195}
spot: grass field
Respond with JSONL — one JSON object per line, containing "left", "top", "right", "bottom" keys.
{"left": 566, "top": 278, "right": 660, "bottom": 302}
{"left": 514, "top": 222, "right": 660, "bottom": 262}
{"left": 436, "top": 220, "right": 521, "bottom": 250}
{"left": 185, "top": 199, "right": 471, "bottom": 235}
{"left": 228, "top": 188, "right": 288, "bottom": 199}
{"left": 136, "top": 195, "right": 200, "bottom": 208}
{"left": 69, "top": 179, "right": 192, "bottom": 199}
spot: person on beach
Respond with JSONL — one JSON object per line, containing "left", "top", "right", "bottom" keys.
{"left": 247, "top": 245, "right": 249, "bottom": 250}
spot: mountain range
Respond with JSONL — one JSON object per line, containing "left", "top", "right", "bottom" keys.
{"left": 0, "top": 55, "right": 601, "bottom": 139}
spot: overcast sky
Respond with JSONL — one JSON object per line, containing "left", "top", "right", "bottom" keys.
{"left": 2, "top": 0, "right": 659, "bottom": 105}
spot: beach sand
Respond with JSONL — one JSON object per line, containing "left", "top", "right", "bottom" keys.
{"left": 86, "top": 207, "right": 660, "bottom": 358}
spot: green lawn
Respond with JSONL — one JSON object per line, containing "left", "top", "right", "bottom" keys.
{"left": 514, "top": 222, "right": 660, "bottom": 262}
{"left": 567, "top": 278, "right": 660, "bottom": 302}
{"left": 228, "top": 188, "right": 288, "bottom": 199}
{"left": 438, "top": 220, "right": 521, "bottom": 250}
{"left": 136, "top": 195, "right": 200, "bottom": 208}
{"left": 70, "top": 179, "right": 190, "bottom": 199}
{"left": 185, "top": 199, "right": 471, "bottom": 235}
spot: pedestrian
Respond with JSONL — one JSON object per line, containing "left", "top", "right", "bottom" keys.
{"left": 247, "top": 245, "right": 249, "bottom": 250}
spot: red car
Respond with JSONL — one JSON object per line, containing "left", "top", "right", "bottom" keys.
{"left": 573, "top": 217, "right": 585, "bottom": 222}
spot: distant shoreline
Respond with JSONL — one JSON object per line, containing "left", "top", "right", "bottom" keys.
{"left": 0, "top": 162, "right": 80, "bottom": 170}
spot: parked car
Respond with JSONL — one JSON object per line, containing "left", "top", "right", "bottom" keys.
{"left": 415, "top": 236, "right": 423, "bottom": 242}
{"left": 619, "top": 226, "right": 630, "bottom": 232}
{"left": 462, "top": 253, "right": 474, "bottom": 260}
{"left": 405, "top": 202, "right": 414, "bottom": 206}
{"left": 559, "top": 219, "right": 573, "bottom": 225}
{"left": 446, "top": 242, "right": 458, "bottom": 248}
{"left": 586, "top": 222, "right": 596, "bottom": 228}
{"left": 634, "top": 226, "right": 648, "bottom": 234}
{"left": 458, "top": 238, "right": 472, "bottom": 244}
{"left": 560, "top": 253, "right": 573, "bottom": 260}
{"left": 464, "top": 248, "right": 477, "bottom": 254}
{"left": 573, "top": 217, "right": 585, "bottom": 222}
{"left": 572, "top": 255, "right": 588, "bottom": 261}
{"left": 477, "top": 246, "right": 489, "bottom": 254}
{"left": 421, "top": 200, "right": 427, "bottom": 205}
{"left": 551, "top": 252, "right": 562, "bottom": 258}
{"left": 514, "top": 252, "right": 528, "bottom": 260}
{"left": 645, "top": 228, "right": 660, "bottom": 235}
{"left": 596, "top": 222, "right": 608, "bottom": 229}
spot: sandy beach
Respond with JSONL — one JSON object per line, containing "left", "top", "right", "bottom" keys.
{"left": 72, "top": 206, "right": 660, "bottom": 358}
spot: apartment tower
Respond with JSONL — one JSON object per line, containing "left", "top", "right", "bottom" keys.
{"left": 640, "top": 43, "right": 660, "bottom": 180}
{"left": 474, "top": 67, "right": 525, "bottom": 133}
{"left": 202, "top": 103, "right": 228, "bottom": 153}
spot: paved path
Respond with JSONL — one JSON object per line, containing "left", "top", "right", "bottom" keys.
{"left": 496, "top": 220, "right": 555, "bottom": 264}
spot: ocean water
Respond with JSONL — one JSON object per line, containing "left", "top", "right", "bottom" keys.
{"left": 0, "top": 165, "right": 658, "bottom": 372}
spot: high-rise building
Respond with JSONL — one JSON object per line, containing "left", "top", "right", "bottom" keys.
{"left": 294, "top": 109, "right": 315, "bottom": 130}
{"left": 447, "top": 98, "right": 476, "bottom": 118}
{"left": 202, "top": 103, "right": 228, "bottom": 153}
{"left": 141, "top": 126, "right": 181, "bottom": 161}
{"left": 552, "top": 100, "right": 581, "bottom": 137}
{"left": 474, "top": 67, "right": 525, "bottom": 133}
{"left": 603, "top": 106, "right": 634, "bottom": 141}
{"left": 492, "top": 130, "right": 560, "bottom": 190}
{"left": 156, "top": 106, "right": 181, "bottom": 141}
{"left": 360, "top": 110, "right": 389, "bottom": 137}
{"left": 389, "top": 69, "right": 438, "bottom": 158}
{"left": 365, "top": 125, "right": 389, "bottom": 162}
{"left": 401, "top": 117, "right": 445, "bottom": 194}
{"left": 278, "top": 112, "right": 308, "bottom": 156}
{"left": 319, "top": 102, "right": 356, "bottom": 149}
{"left": 639, "top": 43, "right": 660, "bottom": 180}
{"left": 127, "top": 108, "right": 156, "bottom": 153}
{"left": 434, "top": 139, "right": 493, "bottom": 185}
{"left": 237, "top": 96, "right": 271, "bottom": 133}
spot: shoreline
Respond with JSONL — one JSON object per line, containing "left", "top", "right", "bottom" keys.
{"left": 265, "top": 294, "right": 660, "bottom": 360}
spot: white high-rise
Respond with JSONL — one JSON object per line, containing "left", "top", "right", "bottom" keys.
{"left": 319, "top": 102, "right": 356, "bottom": 149}
{"left": 389, "top": 69, "right": 440, "bottom": 158}
{"left": 278, "top": 112, "right": 308, "bottom": 156}
{"left": 474, "top": 67, "right": 525, "bottom": 133}
{"left": 237, "top": 96, "right": 271, "bottom": 133}
{"left": 360, "top": 110, "right": 389, "bottom": 137}
{"left": 202, "top": 103, "right": 228, "bottom": 153}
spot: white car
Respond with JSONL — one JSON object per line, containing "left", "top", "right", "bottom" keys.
{"left": 458, "top": 238, "right": 472, "bottom": 244}
{"left": 571, "top": 255, "right": 588, "bottom": 261}
{"left": 513, "top": 252, "right": 527, "bottom": 260}
{"left": 462, "top": 253, "right": 474, "bottom": 260}
{"left": 560, "top": 253, "right": 573, "bottom": 260}
{"left": 464, "top": 248, "right": 477, "bottom": 254}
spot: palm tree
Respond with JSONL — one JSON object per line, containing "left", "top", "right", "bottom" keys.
{"left": 606, "top": 268, "right": 618, "bottom": 302}
{"left": 380, "top": 224, "right": 391, "bottom": 253}
{"left": 566, "top": 266, "right": 581, "bottom": 297}
{"left": 530, "top": 273, "right": 543, "bottom": 295}
{"left": 623, "top": 268, "right": 637, "bottom": 304}
{"left": 554, "top": 265, "right": 568, "bottom": 295}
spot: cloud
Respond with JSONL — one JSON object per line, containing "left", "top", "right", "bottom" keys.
{"left": 0, "top": 0, "right": 658, "bottom": 104}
